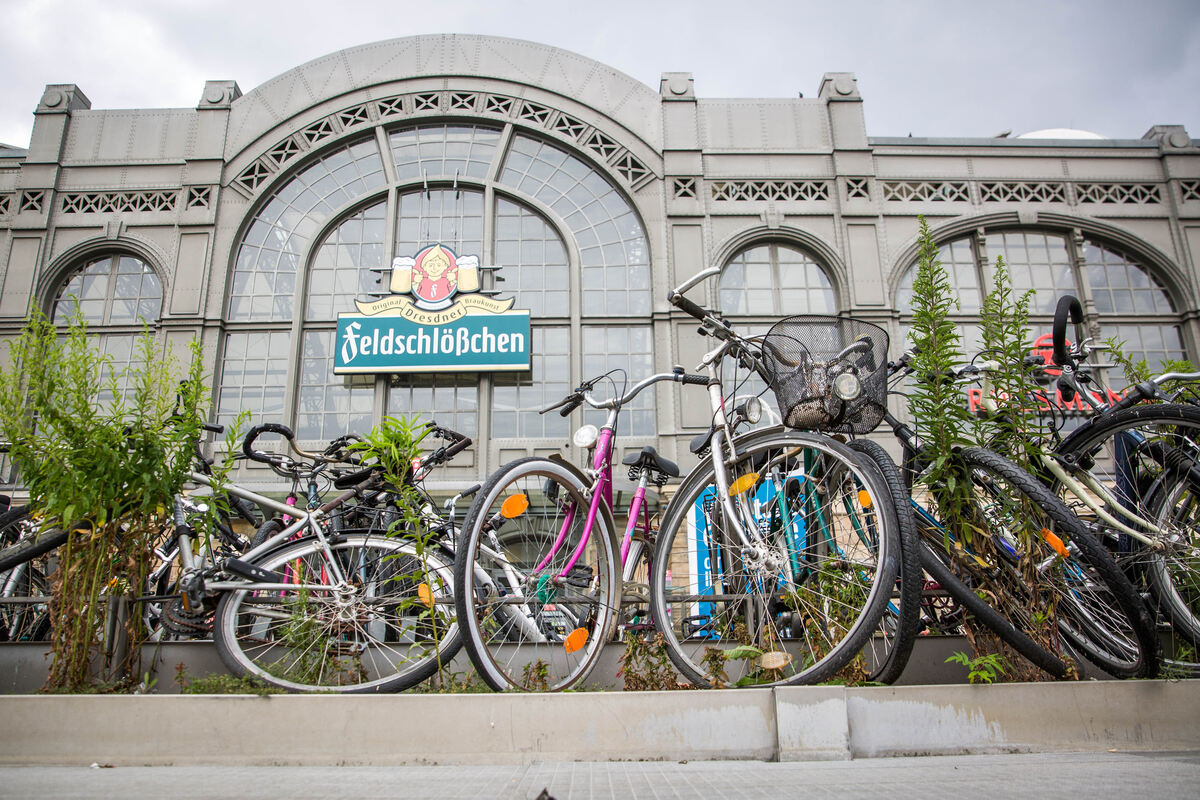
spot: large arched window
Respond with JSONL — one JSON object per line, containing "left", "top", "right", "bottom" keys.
{"left": 895, "top": 229, "right": 1187, "bottom": 382}
{"left": 218, "top": 121, "right": 653, "bottom": 456}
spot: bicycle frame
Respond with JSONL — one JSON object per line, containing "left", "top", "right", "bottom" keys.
{"left": 975, "top": 361, "right": 1178, "bottom": 552}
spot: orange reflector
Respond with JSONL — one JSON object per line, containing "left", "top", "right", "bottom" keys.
{"left": 1042, "top": 528, "right": 1070, "bottom": 558}
{"left": 564, "top": 627, "right": 589, "bottom": 653}
{"left": 858, "top": 490, "right": 873, "bottom": 508}
{"left": 501, "top": 493, "right": 530, "bottom": 519}
{"left": 729, "top": 472, "right": 760, "bottom": 496}
{"left": 417, "top": 582, "right": 434, "bottom": 608}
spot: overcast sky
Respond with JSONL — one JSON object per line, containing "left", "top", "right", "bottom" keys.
{"left": 2, "top": 0, "right": 1198, "bottom": 148}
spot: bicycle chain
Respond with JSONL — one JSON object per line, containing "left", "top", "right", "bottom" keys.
{"left": 161, "top": 598, "right": 214, "bottom": 638}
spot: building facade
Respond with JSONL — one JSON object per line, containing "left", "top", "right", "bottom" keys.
{"left": 1, "top": 34, "right": 1198, "bottom": 491}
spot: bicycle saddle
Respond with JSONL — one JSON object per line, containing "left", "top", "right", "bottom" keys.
{"left": 622, "top": 446, "right": 679, "bottom": 478}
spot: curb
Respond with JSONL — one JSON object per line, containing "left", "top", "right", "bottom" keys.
{"left": 1, "top": 680, "right": 1196, "bottom": 766}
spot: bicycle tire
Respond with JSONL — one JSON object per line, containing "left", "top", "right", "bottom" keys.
{"left": 915, "top": 534, "right": 1070, "bottom": 678}
{"left": 649, "top": 428, "right": 899, "bottom": 687}
{"left": 453, "top": 457, "right": 620, "bottom": 691}
{"left": 1144, "top": 477, "right": 1200, "bottom": 676}
{"left": 959, "top": 446, "right": 1159, "bottom": 678}
{"left": 847, "top": 439, "right": 922, "bottom": 685}
{"left": 1052, "top": 402, "right": 1200, "bottom": 665}
{"left": 214, "top": 532, "right": 460, "bottom": 693}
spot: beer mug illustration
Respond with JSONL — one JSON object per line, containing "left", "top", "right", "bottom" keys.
{"left": 391, "top": 245, "right": 480, "bottom": 310}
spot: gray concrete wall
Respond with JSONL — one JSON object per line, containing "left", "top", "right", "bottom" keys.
{"left": 0, "top": 680, "right": 1195, "bottom": 766}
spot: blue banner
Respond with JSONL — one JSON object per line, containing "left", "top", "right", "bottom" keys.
{"left": 333, "top": 312, "right": 531, "bottom": 373}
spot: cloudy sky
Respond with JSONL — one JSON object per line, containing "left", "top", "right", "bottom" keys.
{"left": 2, "top": 0, "right": 1198, "bottom": 148}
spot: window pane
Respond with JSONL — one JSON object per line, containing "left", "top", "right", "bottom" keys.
{"left": 230, "top": 137, "right": 385, "bottom": 322}
{"left": 494, "top": 198, "right": 569, "bottom": 317}
{"left": 393, "top": 189, "right": 485, "bottom": 265}
{"left": 294, "top": 330, "right": 374, "bottom": 440}
{"left": 216, "top": 331, "right": 293, "bottom": 426}
{"left": 387, "top": 373, "right": 479, "bottom": 437}
{"left": 304, "top": 201, "right": 388, "bottom": 321}
{"left": 581, "top": 326, "right": 655, "bottom": 436}
{"left": 492, "top": 327, "right": 570, "bottom": 439}
{"left": 719, "top": 244, "right": 835, "bottom": 315}
{"left": 54, "top": 255, "right": 161, "bottom": 325}
{"left": 1083, "top": 240, "right": 1174, "bottom": 315}
{"left": 388, "top": 124, "right": 501, "bottom": 182}
{"left": 985, "top": 231, "right": 1077, "bottom": 313}
{"left": 896, "top": 239, "right": 979, "bottom": 313}
{"left": 499, "top": 135, "right": 649, "bottom": 316}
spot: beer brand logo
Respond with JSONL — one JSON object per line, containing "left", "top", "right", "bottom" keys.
{"left": 335, "top": 244, "right": 530, "bottom": 374}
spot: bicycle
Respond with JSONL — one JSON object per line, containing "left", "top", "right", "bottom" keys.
{"left": 0, "top": 419, "right": 475, "bottom": 692}
{"left": 203, "top": 420, "right": 473, "bottom": 692}
{"left": 882, "top": 345, "right": 1159, "bottom": 679}
{"left": 1009, "top": 294, "right": 1200, "bottom": 673}
{"left": 453, "top": 266, "right": 906, "bottom": 691}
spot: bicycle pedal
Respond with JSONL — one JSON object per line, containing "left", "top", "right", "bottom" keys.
{"left": 563, "top": 564, "right": 593, "bottom": 587}
{"left": 224, "top": 558, "right": 285, "bottom": 583}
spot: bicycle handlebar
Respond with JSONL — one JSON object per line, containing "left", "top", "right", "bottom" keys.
{"left": 1052, "top": 294, "right": 1084, "bottom": 370}
{"left": 669, "top": 290, "right": 709, "bottom": 322}
{"left": 540, "top": 370, "right": 709, "bottom": 417}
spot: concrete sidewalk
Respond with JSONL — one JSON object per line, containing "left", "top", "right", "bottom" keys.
{"left": 2, "top": 752, "right": 1198, "bottom": 799}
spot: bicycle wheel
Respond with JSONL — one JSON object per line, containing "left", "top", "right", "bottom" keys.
{"left": 453, "top": 457, "right": 619, "bottom": 691}
{"left": 847, "top": 439, "right": 922, "bottom": 685}
{"left": 214, "top": 532, "right": 459, "bottom": 693}
{"left": 1053, "top": 403, "right": 1200, "bottom": 668}
{"left": 649, "top": 429, "right": 898, "bottom": 687}
{"left": 916, "top": 531, "right": 1070, "bottom": 678}
{"left": 1144, "top": 477, "right": 1200, "bottom": 675}
{"left": 958, "top": 447, "right": 1159, "bottom": 678}
{"left": 0, "top": 560, "right": 51, "bottom": 641}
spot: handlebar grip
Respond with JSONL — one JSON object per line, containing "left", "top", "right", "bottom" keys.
{"left": 681, "top": 373, "right": 709, "bottom": 386}
{"left": 1052, "top": 294, "right": 1083, "bottom": 369}
{"left": 559, "top": 396, "right": 584, "bottom": 417}
{"left": 669, "top": 291, "right": 709, "bottom": 322}
{"left": 441, "top": 436, "right": 472, "bottom": 460}
{"left": 242, "top": 422, "right": 296, "bottom": 463}
{"left": 462, "top": 483, "right": 481, "bottom": 498}
{"left": 202, "top": 423, "right": 225, "bottom": 435}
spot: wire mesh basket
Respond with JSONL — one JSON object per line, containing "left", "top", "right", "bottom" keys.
{"left": 760, "top": 316, "right": 889, "bottom": 434}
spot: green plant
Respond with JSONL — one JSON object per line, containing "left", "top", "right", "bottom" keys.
{"left": 0, "top": 309, "right": 208, "bottom": 691}
{"left": 619, "top": 631, "right": 684, "bottom": 690}
{"left": 946, "top": 650, "right": 1009, "bottom": 684}
{"left": 976, "top": 255, "right": 1048, "bottom": 472}
{"left": 345, "top": 415, "right": 457, "bottom": 686}
{"left": 174, "top": 665, "right": 284, "bottom": 696}
{"left": 521, "top": 658, "right": 551, "bottom": 691}
{"left": 906, "top": 216, "right": 975, "bottom": 544}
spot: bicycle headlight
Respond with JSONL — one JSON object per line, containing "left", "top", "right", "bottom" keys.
{"left": 743, "top": 396, "right": 763, "bottom": 424}
{"left": 572, "top": 423, "right": 599, "bottom": 450}
{"left": 832, "top": 371, "right": 862, "bottom": 401}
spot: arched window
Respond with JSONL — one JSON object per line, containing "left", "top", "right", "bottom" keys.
{"left": 718, "top": 243, "right": 837, "bottom": 316}
{"left": 51, "top": 252, "right": 164, "bottom": 404}
{"left": 53, "top": 253, "right": 162, "bottom": 324}
{"left": 218, "top": 122, "right": 653, "bottom": 451}
{"left": 895, "top": 229, "right": 1187, "bottom": 382}
{"left": 715, "top": 243, "right": 839, "bottom": 424}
